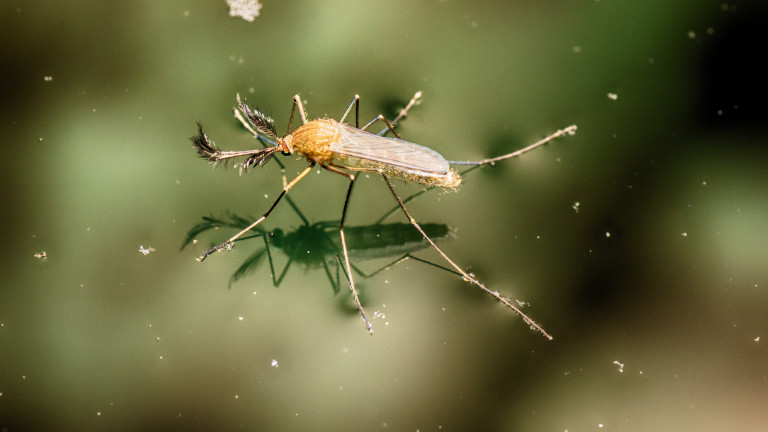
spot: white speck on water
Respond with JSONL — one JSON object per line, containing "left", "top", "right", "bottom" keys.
{"left": 227, "top": 0, "right": 262, "bottom": 22}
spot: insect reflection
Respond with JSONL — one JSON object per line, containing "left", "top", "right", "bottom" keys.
{"left": 191, "top": 91, "right": 577, "bottom": 338}
{"left": 181, "top": 213, "right": 454, "bottom": 293}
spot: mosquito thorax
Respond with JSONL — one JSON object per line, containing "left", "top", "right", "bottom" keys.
{"left": 288, "top": 119, "right": 339, "bottom": 164}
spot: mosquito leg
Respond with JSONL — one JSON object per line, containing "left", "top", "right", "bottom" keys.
{"left": 231, "top": 107, "right": 311, "bottom": 225}
{"left": 339, "top": 177, "right": 373, "bottom": 334}
{"left": 319, "top": 164, "right": 373, "bottom": 334}
{"left": 352, "top": 91, "right": 423, "bottom": 136}
{"left": 293, "top": 95, "right": 309, "bottom": 126}
{"left": 285, "top": 95, "right": 309, "bottom": 135}
{"left": 379, "top": 173, "right": 553, "bottom": 340}
{"left": 360, "top": 115, "right": 400, "bottom": 139}
{"left": 234, "top": 98, "right": 310, "bottom": 224}
{"left": 339, "top": 94, "right": 360, "bottom": 128}
{"left": 286, "top": 97, "right": 297, "bottom": 134}
{"left": 197, "top": 163, "right": 316, "bottom": 262}
{"left": 387, "top": 90, "right": 422, "bottom": 129}
{"left": 367, "top": 91, "right": 423, "bottom": 135}
{"left": 450, "top": 125, "right": 578, "bottom": 166}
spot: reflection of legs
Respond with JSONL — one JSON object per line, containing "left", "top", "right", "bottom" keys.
{"left": 361, "top": 253, "right": 460, "bottom": 279}
{"left": 380, "top": 173, "right": 554, "bottom": 340}
{"left": 198, "top": 163, "right": 316, "bottom": 262}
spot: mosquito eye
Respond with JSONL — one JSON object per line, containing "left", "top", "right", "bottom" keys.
{"left": 281, "top": 149, "right": 291, "bottom": 156}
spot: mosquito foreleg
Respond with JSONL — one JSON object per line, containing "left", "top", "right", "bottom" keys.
{"left": 197, "top": 163, "right": 316, "bottom": 262}
{"left": 286, "top": 95, "right": 309, "bottom": 135}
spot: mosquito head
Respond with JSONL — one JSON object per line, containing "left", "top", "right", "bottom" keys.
{"left": 276, "top": 135, "right": 293, "bottom": 156}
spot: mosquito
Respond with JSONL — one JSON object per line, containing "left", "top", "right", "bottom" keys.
{"left": 191, "top": 91, "right": 577, "bottom": 339}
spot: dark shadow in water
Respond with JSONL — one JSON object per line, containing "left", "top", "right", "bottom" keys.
{"left": 181, "top": 211, "right": 454, "bottom": 294}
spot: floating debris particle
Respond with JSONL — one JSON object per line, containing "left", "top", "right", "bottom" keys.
{"left": 227, "top": 0, "right": 262, "bottom": 22}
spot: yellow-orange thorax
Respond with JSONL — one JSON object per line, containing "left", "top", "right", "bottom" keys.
{"left": 279, "top": 119, "right": 340, "bottom": 164}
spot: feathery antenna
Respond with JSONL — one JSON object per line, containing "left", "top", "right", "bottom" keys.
{"left": 191, "top": 122, "right": 279, "bottom": 174}
{"left": 237, "top": 93, "right": 278, "bottom": 139}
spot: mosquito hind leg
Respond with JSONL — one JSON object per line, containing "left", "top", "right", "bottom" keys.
{"left": 450, "top": 125, "right": 578, "bottom": 166}
{"left": 379, "top": 172, "right": 553, "bottom": 340}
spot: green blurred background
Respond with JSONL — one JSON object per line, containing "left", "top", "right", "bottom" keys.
{"left": 2, "top": 0, "right": 767, "bottom": 430}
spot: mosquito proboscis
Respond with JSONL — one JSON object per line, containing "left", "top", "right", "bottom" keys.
{"left": 191, "top": 91, "right": 577, "bottom": 339}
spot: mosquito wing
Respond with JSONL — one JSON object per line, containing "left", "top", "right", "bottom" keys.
{"left": 331, "top": 123, "right": 450, "bottom": 175}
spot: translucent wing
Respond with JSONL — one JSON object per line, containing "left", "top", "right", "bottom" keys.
{"left": 330, "top": 124, "right": 450, "bottom": 175}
